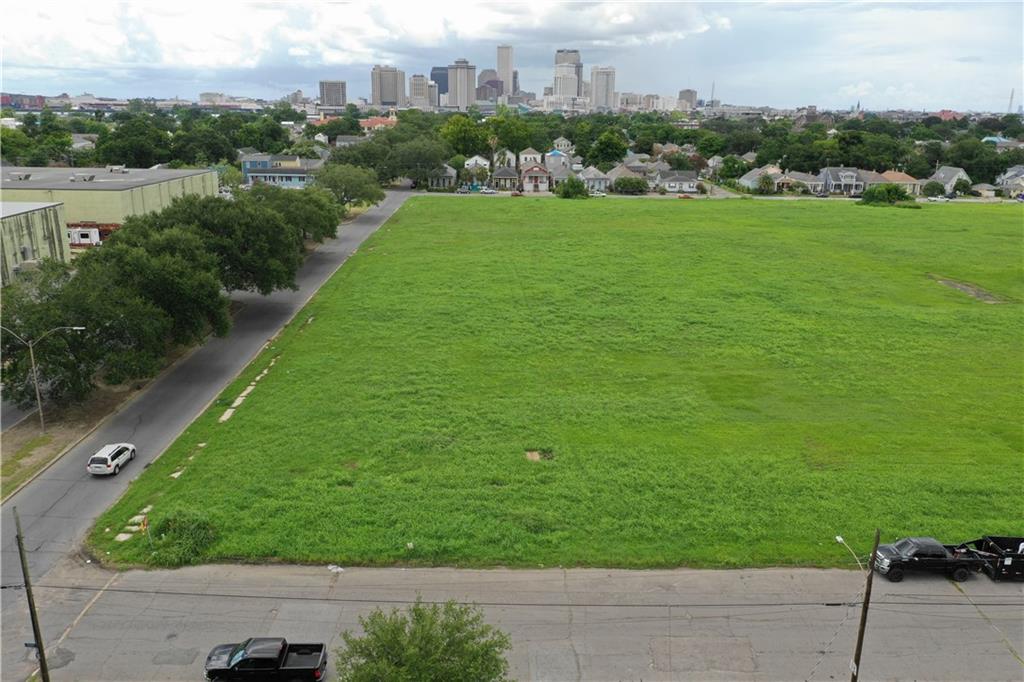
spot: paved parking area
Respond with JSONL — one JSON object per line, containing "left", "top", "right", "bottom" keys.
{"left": 3, "top": 557, "right": 1021, "bottom": 681}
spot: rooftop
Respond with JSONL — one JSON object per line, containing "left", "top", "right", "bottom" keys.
{"left": 1, "top": 201, "right": 64, "bottom": 219}
{"left": 2, "top": 166, "right": 214, "bottom": 191}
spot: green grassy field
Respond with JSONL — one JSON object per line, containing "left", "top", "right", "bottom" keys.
{"left": 91, "top": 198, "right": 1024, "bottom": 568}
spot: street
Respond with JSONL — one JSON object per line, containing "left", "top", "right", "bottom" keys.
{"left": 1, "top": 191, "right": 412, "bottom": 680}
{"left": 3, "top": 556, "right": 1021, "bottom": 681}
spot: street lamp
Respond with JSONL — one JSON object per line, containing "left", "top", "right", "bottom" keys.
{"left": 0, "top": 325, "right": 86, "bottom": 433}
{"left": 835, "top": 535, "right": 865, "bottom": 573}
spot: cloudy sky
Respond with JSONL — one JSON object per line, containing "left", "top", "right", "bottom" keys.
{"left": 3, "top": 1, "right": 1021, "bottom": 111}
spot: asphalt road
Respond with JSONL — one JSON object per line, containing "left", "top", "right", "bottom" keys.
{"left": 3, "top": 558, "right": 1021, "bottom": 681}
{"left": 0, "top": 191, "right": 411, "bottom": 677}
{"left": 1, "top": 398, "right": 32, "bottom": 431}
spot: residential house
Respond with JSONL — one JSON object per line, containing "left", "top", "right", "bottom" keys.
{"left": 858, "top": 170, "right": 889, "bottom": 191}
{"left": 606, "top": 163, "right": 643, "bottom": 184}
{"left": 428, "top": 164, "right": 457, "bottom": 190}
{"left": 651, "top": 142, "right": 681, "bottom": 158}
{"left": 623, "top": 152, "right": 650, "bottom": 164}
{"left": 570, "top": 155, "right": 584, "bottom": 172}
{"left": 995, "top": 140, "right": 1024, "bottom": 154}
{"left": 775, "top": 170, "right": 824, "bottom": 194}
{"left": 549, "top": 165, "right": 573, "bottom": 188}
{"left": 740, "top": 151, "right": 758, "bottom": 164}
{"left": 492, "top": 166, "right": 519, "bottom": 190}
{"left": 738, "top": 164, "right": 782, "bottom": 190}
{"left": 705, "top": 155, "right": 724, "bottom": 176}
{"left": 334, "top": 135, "right": 364, "bottom": 148}
{"left": 313, "top": 132, "right": 330, "bottom": 146}
{"left": 819, "top": 167, "right": 865, "bottom": 195}
{"left": 971, "top": 183, "right": 997, "bottom": 198}
{"left": 880, "top": 170, "right": 922, "bottom": 196}
{"left": 655, "top": 170, "right": 698, "bottom": 193}
{"left": 928, "top": 166, "right": 971, "bottom": 194}
{"left": 70, "top": 134, "right": 98, "bottom": 151}
{"left": 358, "top": 110, "right": 399, "bottom": 134}
{"left": 494, "top": 149, "right": 517, "bottom": 167}
{"left": 552, "top": 136, "right": 574, "bottom": 154}
{"left": 521, "top": 164, "right": 552, "bottom": 192}
{"left": 996, "top": 165, "right": 1024, "bottom": 197}
{"left": 544, "top": 149, "right": 570, "bottom": 169}
{"left": 241, "top": 153, "right": 323, "bottom": 188}
{"left": 464, "top": 155, "right": 491, "bottom": 170}
{"left": 518, "top": 147, "right": 542, "bottom": 167}
{"left": 577, "top": 166, "right": 610, "bottom": 192}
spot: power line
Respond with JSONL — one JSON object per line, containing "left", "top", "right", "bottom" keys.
{"left": 3, "top": 582, "right": 1020, "bottom": 610}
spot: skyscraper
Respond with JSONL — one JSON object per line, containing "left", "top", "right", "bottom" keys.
{"left": 512, "top": 70, "right": 519, "bottom": 96}
{"left": 678, "top": 89, "right": 698, "bottom": 109}
{"left": 319, "top": 80, "right": 346, "bottom": 107}
{"left": 371, "top": 65, "right": 405, "bottom": 107}
{"left": 430, "top": 66, "right": 449, "bottom": 95}
{"left": 590, "top": 66, "right": 616, "bottom": 111}
{"left": 477, "top": 69, "right": 499, "bottom": 88}
{"left": 497, "top": 45, "right": 514, "bottom": 94}
{"left": 408, "top": 74, "right": 431, "bottom": 109}
{"left": 555, "top": 49, "right": 583, "bottom": 96}
{"left": 553, "top": 63, "right": 579, "bottom": 98}
{"left": 447, "top": 58, "right": 476, "bottom": 111}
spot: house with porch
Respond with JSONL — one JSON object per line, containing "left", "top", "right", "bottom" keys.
{"left": 549, "top": 165, "right": 573, "bottom": 188}
{"left": 428, "top": 164, "right": 457, "bottom": 190}
{"left": 819, "top": 167, "right": 865, "bottom": 195}
{"left": 464, "top": 155, "right": 491, "bottom": 170}
{"left": 996, "top": 165, "right": 1024, "bottom": 197}
{"left": 521, "top": 164, "right": 552, "bottom": 192}
{"left": 606, "top": 163, "right": 643, "bottom": 184}
{"left": 578, "top": 166, "right": 610, "bottom": 192}
{"left": 738, "top": 164, "right": 782, "bottom": 190}
{"left": 492, "top": 166, "right": 519, "bottom": 190}
{"left": 655, "top": 170, "right": 698, "bottom": 193}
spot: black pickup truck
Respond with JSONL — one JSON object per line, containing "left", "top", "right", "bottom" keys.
{"left": 204, "top": 637, "right": 327, "bottom": 681}
{"left": 873, "top": 536, "right": 986, "bottom": 582}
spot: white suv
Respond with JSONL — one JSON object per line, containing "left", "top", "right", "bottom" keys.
{"left": 87, "top": 443, "right": 136, "bottom": 476}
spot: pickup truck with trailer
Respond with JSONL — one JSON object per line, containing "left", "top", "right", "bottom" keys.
{"left": 873, "top": 536, "right": 987, "bottom": 582}
{"left": 959, "top": 536, "right": 1024, "bottom": 581}
{"left": 204, "top": 637, "right": 327, "bottom": 681}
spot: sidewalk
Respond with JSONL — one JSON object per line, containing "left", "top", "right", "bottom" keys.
{"left": 4, "top": 556, "right": 1021, "bottom": 681}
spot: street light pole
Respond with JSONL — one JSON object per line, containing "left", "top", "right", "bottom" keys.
{"left": 0, "top": 325, "right": 86, "bottom": 434}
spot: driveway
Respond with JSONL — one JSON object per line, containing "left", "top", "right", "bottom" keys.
{"left": 0, "top": 191, "right": 412, "bottom": 678}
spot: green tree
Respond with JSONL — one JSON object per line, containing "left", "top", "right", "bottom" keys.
{"left": 0, "top": 128, "right": 33, "bottom": 162}
{"left": 330, "top": 139, "right": 394, "bottom": 182}
{"left": 952, "top": 178, "right": 972, "bottom": 195}
{"left": 755, "top": 174, "right": 776, "bottom": 195}
{"left": 664, "top": 153, "right": 694, "bottom": 171}
{"left": 96, "top": 116, "right": 172, "bottom": 167}
{"left": 554, "top": 175, "right": 589, "bottom": 199}
{"left": 236, "top": 116, "right": 289, "bottom": 154}
{"left": 860, "top": 183, "right": 911, "bottom": 204}
{"left": 717, "top": 155, "right": 747, "bottom": 180}
{"left": 315, "top": 164, "right": 386, "bottom": 207}
{"left": 250, "top": 184, "right": 343, "bottom": 242}
{"left": 440, "top": 114, "right": 488, "bottom": 157}
{"left": 335, "top": 599, "right": 511, "bottom": 682}
{"left": 391, "top": 138, "right": 450, "bottom": 187}
{"left": 611, "top": 176, "right": 648, "bottom": 195}
{"left": 587, "top": 131, "right": 628, "bottom": 165}
{"left": 922, "top": 180, "right": 945, "bottom": 197}
{"left": 171, "top": 124, "right": 235, "bottom": 165}
{"left": 219, "top": 166, "right": 244, "bottom": 188}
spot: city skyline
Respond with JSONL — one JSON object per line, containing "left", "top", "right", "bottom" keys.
{"left": 2, "top": 2, "right": 1022, "bottom": 111}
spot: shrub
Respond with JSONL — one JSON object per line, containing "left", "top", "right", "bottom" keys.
{"left": 696, "top": 182, "right": 708, "bottom": 195}
{"left": 922, "top": 180, "right": 945, "bottom": 197}
{"left": 755, "top": 174, "right": 776, "bottom": 195}
{"left": 554, "top": 176, "right": 589, "bottom": 199}
{"left": 336, "top": 599, "right": 511, "bottom": 682}
{"left": 953, "top": 178, "right": 972, "bottom": 195}
{"left": 860, "top": 183, "right": 911, "bottom": 205}
{"left": 150, "top": 510, "right": 218, "bottom": 566}
{"left": 612, "top": 177, "right": 648, "bottom": 195}
{"left": 657, "top": 185, "right": 667, "bottom": 195}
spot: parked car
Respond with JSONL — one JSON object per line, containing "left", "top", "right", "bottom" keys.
{"left": 205, "top": 637, "right": 327, "bottom": 681}
{"left": 958, "top": 536, "right": 1024, "bottom": 581}
{"left": 927, "top": 196, "right": 949, "bottom": 202}
{"left": 455, "top": 187, "right": 470, "bottom": 194}
{"left": 589, "top": 191, "right": 606, "bottom": 197}
{"left": 480, "top": 187, "right": 497, "bottom": 194}
{"left": 873, "top": 537, "right": 986, "bottom": 582}
{"left": 677, "top": 194, "right": 693, "bottom": 200}
{"left": 86, "top": 443, "right": 136, "bottom": 476}
{"left": 944, "top": 192, "right": 958, "bottom": 200}
{"left": 815, "top": 192, "right": 829, "bottom": 198}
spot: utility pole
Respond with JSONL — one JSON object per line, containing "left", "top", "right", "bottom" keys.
{"left": 850, "top": 528, "right": 880, "bottom": 682}
{"left": 14, "top": 507, "right": 50, "bottom": 682}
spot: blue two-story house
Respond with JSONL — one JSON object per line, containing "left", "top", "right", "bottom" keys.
{"left": 241, "top": 153, "right": 324, "bottom": 188}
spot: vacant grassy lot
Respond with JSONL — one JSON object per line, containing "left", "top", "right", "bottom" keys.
{"left": 91, "top": 198, "right": 1023, "bottom": 568}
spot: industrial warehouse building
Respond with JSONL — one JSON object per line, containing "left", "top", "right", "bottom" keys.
{"left": 1, "top": 166, "right": 219, "bottom": 225}
{"left": 0, "top": 201, "right": 71, "bottom": 286}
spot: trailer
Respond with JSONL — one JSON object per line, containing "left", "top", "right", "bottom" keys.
{"left": 959, "top": 536, "right": 1024, "bottom": 581}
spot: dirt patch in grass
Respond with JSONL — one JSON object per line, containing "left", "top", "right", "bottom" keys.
{"left": 525, "top": 449, "right": 554, "bottom": 462}
{"left": 930, "top": 275, "right": 1005, "bottom": 303}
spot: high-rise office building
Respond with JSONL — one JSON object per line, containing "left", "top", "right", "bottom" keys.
{"left": 512, "top": 70, "right": 520, "bottom": 95}
{"left": 553, "top": 63, "right": 579, "bottom": 98}
{"left": 371, "top": 65, "right": 405, "bottom": 107}
{"left": 430, "top": 66, "right": 449, "bottom": 95}
{"left": 590, "top": 66, "right": 616, "bottom": 111}
{"left": 678, "top": 89, "right": 698, "bottom": 109}
{"left": 319, "top": 81, "right": 346, "bottom": 107}
{"left": 497, "top": 45, "right": 514, "bottom": 94}
{"left": 478, "top": 69, "right": 499, "bottom": 88}
{"left": 408, "top": 74, "right": 431, "bottom": 109}
{"left": 555, "top": 49, "right": 583, "bottom": 96}
{"left": 447, "top": 58, "right": 476, "bottom": 111}
{"left": 427, "top": 81, "right": 439, "bottom": 107}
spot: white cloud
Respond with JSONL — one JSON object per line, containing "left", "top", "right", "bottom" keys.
{"left": 838, "top": 81, "right": 874, "bottom": 98}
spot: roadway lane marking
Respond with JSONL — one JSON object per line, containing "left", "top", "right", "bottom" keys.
{"left": 31, "top": 571, "right": 119, "bottom": 679}
{"left": 952, "top": 582, "right": 1024, "bottom": 666}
